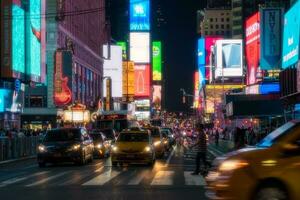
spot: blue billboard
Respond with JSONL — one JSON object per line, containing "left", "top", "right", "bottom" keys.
{"left": 198, "top": 38, "right": 206, "bottom": 88}
{"left": 259, "top": 83, "right": 280, "bottom": 94}
{"left": 130, "top": 0, "right": 150, "bottom": 31}
{"left": 282, "top": 1, "right": 300, "bottom": 69}
{"left": 260, "top": 8, "right": 283, "bottom": 70}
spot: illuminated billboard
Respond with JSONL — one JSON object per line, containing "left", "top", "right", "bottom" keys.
{"left": 193, "top": 72, "right": 200, "bottom": 109}
{"left": 198, "top": 38, "right": 206, "bottom": 88}
{"left": 245, "top": 12, "right": 260, "bottom": 85}
{"left": 260, "top": 8, "right": 283, "bottom": 70}
{"left": 117, "top": 41, "right": 127, "bottom": 60}
{"left": 215, "top": 40, "right": 243, "bottom": 78}
{"left": 122, "top": 61, "right": 135, "bottom": 100}
{"left": 205, "top": 37, "right": 222, "bottom": 81}
{"left": 53, "top": 50, "right": 72, "bottom": 107}
{"left": 0, "top": 89, "right": 24, "bottom": 113}
{"left": 134, "top": 64, "right": 150, "bottom": 97}
{"left": 152, "top": 41, "right": 162, "bottom": 81}
{"left": 282, "top": 1, "right": 300, "bottom": 69}
{"left": 153, "top": 85, "right": 162, "bottom": 110}
{"left": 130, "top": 32, "right": 150, "bottom": 63}
{"left": 28, "top": 0, "right": 41, "bottom": 82}
{"left": 130, "top": 0, "right": 150, "bottom": 31}
{"left": 103, "top": 45, "right": 123, "bottom": 98}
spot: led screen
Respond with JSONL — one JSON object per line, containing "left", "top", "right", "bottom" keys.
{"left": 260, "top": 8, "right": 283, "bottom": 70}
{"left": 198, "top": 38, "right": 206, "bottom": 88}
{"left": 193, "top": 72, "right": 200, "bottom": 109}
{"left": 28, "top": 0, "right": 41, "bottom": 81}
{"left": 130, "top": 32, "right": 150, "bottom": 63}
{"left": 12, "top": 1, "right": 25, "bottom": 75}
{"left": 153, "top": 85, "right": 162, "bottom": 110}
{"left": 152, "top": 41, "right": 162, "bottom": 81}
{"left": 205, "top": 37, "right": 222, "bottom": 80}
{"left": 103, "top": 45, "right": 123, "bottom": 98}
{"left": 130, "top": 0, "right": 150, "bottom": 31}
{"left": 245, "top": 12, "right": 260, "bottom": 85}
{"left": 0, "top": 89, "right": 24, "bottom": 113}
{"left": 282, "top": 1, "right": 300, "bottom": 68}
{"left": 215, "top": 40, "right": 243, "bottom": 78}
{"left": 134, "top": 64, "right": 150, "bottom": 97}
{"left": 117, "top": 41, "right": 127, "bottom": 60}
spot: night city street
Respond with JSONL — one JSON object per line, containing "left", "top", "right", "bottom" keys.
{"left": 1, "top": 0, "right": 300, "bottom": 199}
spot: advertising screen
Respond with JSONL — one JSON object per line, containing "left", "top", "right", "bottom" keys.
{"left": 198, "top": 38, "right": 206, "bottom": 88}
{"left": 130, "top": 32, "right": 150, "bottom": 63}
{"left": 282, "top": 1, "right": 300, "bottom": 69}
{"left": 152, "top": 41, "right": 162, "bottom": 81}
{"left": 245, "top": 12, "right": 260, "bottom": 85}
{"left": 103, "top": 45, "right": 123, "bottom": 98}
{"left": 12, "top": 1, "right": 25, "bottom": 78}
{"left": 215, "top": 40, "right": 243, "bottom": 78}
{"left": 130, "top": 0, "right": 150, "bottom": 31}
{"left": 122, "top": 61, "right": 135, "bottom": 99}
{"left": 134, "top": 64, "right": 150, "bottom": 97}
{"left": 260, "top": 8, "right": 283, "bottom": 70}
{"left": 28, "top": 0, "right": 41, "bottom": 82}
{"left": 153, "top": 85, "right": 162, "bottom": 110}
{"left": 193, "top": 72, "right": 200, "bottom": 109}
{"left": 117, "top": 41, "right": 127, "bottom": 60}
{"left": 205, "top": 37, "right": 222, "bottom": 80}
{"left": 0, "top": 89, "right": 24, "bottom": 113}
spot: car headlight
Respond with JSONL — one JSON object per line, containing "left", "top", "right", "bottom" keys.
{"left": 38, "top": 145, "right": 47, "bottom": 152}
{"left": 154, "top": 141, "right": 161, "bottom": 146}
{"left": 72, "top": 144, "right": 81, "bottom": 151}
{"left": 112, "top": 146, "right": 118, "bottom": 152}
{"left": 96, "top": 144, "right": 103, "bottom": 149}
{"left": 144, "top": 146, "right": 151, "bottom": 152}
{"left": 219, "top": 160, "right": 249, "bottom": 172}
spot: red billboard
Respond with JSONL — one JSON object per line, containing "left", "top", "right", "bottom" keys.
{"left": 205, "top": 37, "right": 222, "bottom": 80}
{"left": 245, "top": 12, "right": 260, "bottom": 85}
{"left": 134, "top": 64, "right": 150, "bottom": 97}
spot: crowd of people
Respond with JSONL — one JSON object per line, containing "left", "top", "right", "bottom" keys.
{"left": 0, "top": 129, "right": 47, "bottom": 139}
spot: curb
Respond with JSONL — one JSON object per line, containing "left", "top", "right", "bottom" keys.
{"left": 0, "top": 156, "right": 36, "bottom": 165}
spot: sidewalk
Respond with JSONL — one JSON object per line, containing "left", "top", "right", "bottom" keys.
{"left": 208, "top": 139, "right": 234, "bottom": 157}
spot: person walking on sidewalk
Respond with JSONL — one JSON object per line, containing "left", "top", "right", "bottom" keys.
{"left": 190, "top": 123, "right": 209, "bottom": 175}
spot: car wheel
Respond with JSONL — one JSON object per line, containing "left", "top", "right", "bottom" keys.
{"left": 255, "top": 185, "right": 288, "bottom": 200}
{"left": 38, "top": 162, "right": 46, "bottom": 168}
{"left": 76, "top": 152, "right": 86, "bottom": 166}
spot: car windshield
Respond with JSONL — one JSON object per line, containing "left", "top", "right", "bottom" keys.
{"left": 257, "top": 122, "right": 297, "bottom": 148}
{"left": 44, "top": 129, "right": 81, "bottom": 142}
{"left": 89, "top": 134, "right": 103, "bottom": 142}
{"left": 101, "top": 129, "right": 115, "bottom": 140}
{"left": 118, "top": 133, "right": 149, "bottom": 142}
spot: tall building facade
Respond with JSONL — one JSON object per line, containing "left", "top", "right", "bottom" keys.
{"left": 199, "top": 8, "right": 232, "bottom": 38}
{"left": 22, "top": 0, "right": 108, "bottom": 129}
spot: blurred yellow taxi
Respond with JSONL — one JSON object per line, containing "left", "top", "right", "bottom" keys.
{"left": 206, "top": 120, "right": 300, "bottom": 200}
{"left": 111, "top": 130, "right": 155, "bottom": 166}
{"left": 143, "top": 126, "right": 165, "bottom": 158}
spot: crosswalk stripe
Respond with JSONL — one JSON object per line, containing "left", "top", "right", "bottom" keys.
{"left": 25, "top": 172, "right": 69, "bottom": 187}
{"left": 127, "top": 171, "right": 146, "bottom": 185}
{"left": 82, "top": 169, "right": 120, "bottom": 186}
{"left": 0, "top": 171, "right": 48, "bottom": 187}
{"left": 184, "top": 171, "right": 206, "bottom": 186}
{"left": 151, "top": 171, "right": 174, "bottom": 185}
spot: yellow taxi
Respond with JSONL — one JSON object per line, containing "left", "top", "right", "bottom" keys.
{"left": 143, "top": 126, "right": 165, "bottom": 158}
{"left": 111, "top": 129, "right": 155, "bottom": 166}
{"left": 206, "top": 120, "right": 300, "bottom": 200}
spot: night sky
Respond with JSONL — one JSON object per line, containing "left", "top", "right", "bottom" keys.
{"left": 155, "top": 0, "right": 206, "bottom": 112}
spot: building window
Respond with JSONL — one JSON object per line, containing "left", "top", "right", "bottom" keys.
{"left": 221, "top": 18, "right": 224, "bottom": 22}
{"left": 210, "top": 25, "right": 213, "bottom": 29}
{"left": 221, "top": 24, "right": 224, "bottom": 29}
{"left": 221, "top": 31, "right": 224, "bottom": 35}
{"left": 215, "top": 18, "right": 218, "bottom": 22}
{"left": 29, "top": 96, "right": 44, "bottom": 107}
{"left": 216, "top": 31, "right": 219, "bottom": 35}
{"left": 226, "top": 18, "right": 230, "bottom": 22}
{"left": 227, "top": 24, "right": 230, "bottom": 29}
{"left": 210, "top": 18, "right": 213, "bottom": 22}
{"left": 216, "top": 24, "right": 219, "bottom": 29}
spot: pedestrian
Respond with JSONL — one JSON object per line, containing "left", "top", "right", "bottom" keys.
{"left": 215, "top": 129, "right": 219, "bottom": 146}
{"left": 190, "top": 123, "right": 209, "bottom": 175}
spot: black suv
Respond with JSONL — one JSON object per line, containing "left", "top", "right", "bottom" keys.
{"left": 37, "top": 128, "right": 94, "bottom": 167}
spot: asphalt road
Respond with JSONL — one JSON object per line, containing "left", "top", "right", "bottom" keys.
{"left": 0, "top": 145, "right": 212, "bottom": 200}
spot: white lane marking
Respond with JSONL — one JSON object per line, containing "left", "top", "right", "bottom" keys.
{"left": 94, "top": 166, "right": 104, "bottom": 173}
{"left": 82, "top": 169, "right": 120, "bottom": 186}
{"left": 165, "top": 146, "right": 176, "bottom": 167}
{"left": 25, "top": 172, "right": 69, "bottom": 187}
{"left": 151, "top": 171, "right": 174, "bottom": 185}
{"left": 184, "top": 171, "right": 206, "bottom": 186}
{"left": 127, "top": 171, "right": 146, "bottom": 185}
{"left": 0, "top": 171, "right": 48, "bottom": 187}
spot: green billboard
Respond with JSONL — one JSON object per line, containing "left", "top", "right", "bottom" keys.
{"left": 117, "top": 41, "right": 127, "bottom": 60}
{"left": 152, "top": 41, "right": 162, "bottom": 81}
